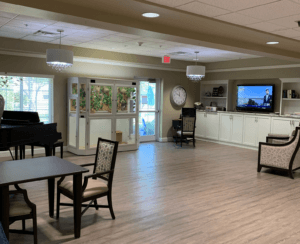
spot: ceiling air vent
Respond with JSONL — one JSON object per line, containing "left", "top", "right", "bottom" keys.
{"left": 33, "top": 30, "right": 60, "bottom": 37}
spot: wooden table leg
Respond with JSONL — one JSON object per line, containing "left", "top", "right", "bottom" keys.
{"left": 0, "top": 186, "right": 9, "bottom": 241}
{"left": 48, "top": 178, "right": 55, "bottom": 218}
{"left": 73, "top": 173, "right": 82, "bottom": 238}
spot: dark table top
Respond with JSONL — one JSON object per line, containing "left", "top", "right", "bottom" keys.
{"left": 0, "top": 156, "right": 89, "bottom": 186}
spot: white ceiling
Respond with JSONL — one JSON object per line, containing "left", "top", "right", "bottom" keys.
{"left": 146, "top": 0, "right": 300, "bottom": 41}
{"left": 0, "top": 10, "right": 260, "bottom": 63}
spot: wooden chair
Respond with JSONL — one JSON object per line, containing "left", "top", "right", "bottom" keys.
{"left": 258, "top": 126, "right": 300, "bottom": 179}
{"left": 56, "top": 138, "right": 119, "bottom": 221}
{"left": 175, "top": 116, "right": 196, "bottom": 147}
{"left": 9, "top": 184, "right": 38, "bottom": 244}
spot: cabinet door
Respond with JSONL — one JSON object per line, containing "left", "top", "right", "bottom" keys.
{"left": 195, "top": 112, "right": 206, "bottom": 138}
{"left": 231, "top": 115, "right": 243, "bottom": 144}
{"left": 206, "top": 113, "right": 219, "bottom": 140}
{"left": 257, "top": 117, "right": 271, "bottom": 145}
{"left": 243, "top": 116, "right": 257, "bottom": 146}
{"left": 271, "top": 118, "right": 292, "bottom": 135}
{"left": 291, "top": 119, "right": 300, "bottom": 133}
{"left": 219, "top": 114, "right": 231, "bottom": 142}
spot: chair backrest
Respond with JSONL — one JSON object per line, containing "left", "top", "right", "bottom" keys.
{"left": 93, "top": 138, "right": 119, "bottom": 183}
{"left": 182, "top": 117, "right": 196, "bottom": 132}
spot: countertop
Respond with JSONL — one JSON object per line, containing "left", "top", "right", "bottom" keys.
{"left": 196, "top": 110, "right": 300, "bottom": 119}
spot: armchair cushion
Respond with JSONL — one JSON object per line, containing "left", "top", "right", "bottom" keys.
{"left": 9, "top": 193, "right": 32, "bottom": 217}
{"left": 59, "top": 179, "right": 108, "bottom": 199}
{"left": 177, "top": 131, "right": 193, "bottom": 136}
{"left": 268, "top": 133, "right": 289, "bottom": 138}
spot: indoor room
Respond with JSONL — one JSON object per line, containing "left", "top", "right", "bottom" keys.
{"left": 1, "top": 0, "right": 300, "bottom": 243}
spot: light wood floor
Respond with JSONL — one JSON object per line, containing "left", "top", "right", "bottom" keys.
{"left": 6, "top": 141, "right": 300, "bottom": 244}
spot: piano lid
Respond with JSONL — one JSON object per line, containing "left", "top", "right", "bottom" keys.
{"left": 2, "top": 111, "right": 40, "bottom": 123}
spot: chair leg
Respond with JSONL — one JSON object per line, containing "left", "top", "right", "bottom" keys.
{"left": 257, "top": 165, "right": 262, "bottom": 172}
{"left": 288, "top": 170, "right": 294, "bottom": 179}
{"left": 31, "top": 145, "right": 34, "bottom": 157}
{"left": 94, "top": 199, "right": 99, "bottom": 210}
{"left": 22, "top": 219, "right": 25, "bottom": 231}
{"left": 32, "top": 210, "right": 38, "bottom": 244}
{"left": 53, "top": 147, "right": 56, "bottom": 156}
{"left": 107, "top": 193, "right": 115, "bottom": 219}
{"left": 193, "top": 137, "right": 195, "bottom": 147}
{"left": 22, "top": 145, "right": 25, "bottom": 159}
{"left": 56, "top": 189, "right": 60, "bottom": 219}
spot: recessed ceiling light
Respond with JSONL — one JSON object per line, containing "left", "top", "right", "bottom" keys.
{"left": 266, "top": 41, "right": 279, "bottom": 45}
{"left": 142, "top": 13, "right": 160, "bottom": 18}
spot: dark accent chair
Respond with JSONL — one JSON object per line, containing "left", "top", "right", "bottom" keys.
{"left": 0, "top": 222, "right": 9, "bottom": 244}
{"left": 258, "top": 126, "right": 300, "bottom": 179}
{"left": 9, "top": 184, "right": 37, "bottom": 244}
{"left": 56, "top": 138, "right": 119, "bottom": 220}
{"left": 175, "top": 116, "right": 196, "bottom": 147}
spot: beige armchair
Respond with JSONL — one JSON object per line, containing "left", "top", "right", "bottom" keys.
{"left": 258, "top": 127, "right": 300, "bottom": 179}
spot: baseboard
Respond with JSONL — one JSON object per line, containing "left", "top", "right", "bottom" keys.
{"left": 159, "top": 137, "right": 173, "bottom": 142}
{"left": 195, "top": 137, "right": 258, "bottom": 151}
{"left": 0, "top": 146, "right": 68, "bottom": 158}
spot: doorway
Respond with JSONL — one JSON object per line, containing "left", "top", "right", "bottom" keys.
{"left": 138, "top": 79, "right": 160, "bottom": 142}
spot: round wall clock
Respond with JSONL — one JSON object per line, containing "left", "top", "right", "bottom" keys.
{"left": 171, "top": 85, "right": 187, "bottom": 106}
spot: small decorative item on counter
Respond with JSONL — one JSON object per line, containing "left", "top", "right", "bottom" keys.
{"left": 218, "top": 86, "right": 224, "bottom": 97}
{"left": 194, "top": 102, "right": 203, "bottom": 109}
{"left": 205, "top": 91, "right": 211, "bottom": 97}
{"left": 212, "top": 87, "right": 219, "bottom": 97}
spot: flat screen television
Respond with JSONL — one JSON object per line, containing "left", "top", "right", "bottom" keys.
{"left": 236, "top": 84, "right": 275, "bottom": 112}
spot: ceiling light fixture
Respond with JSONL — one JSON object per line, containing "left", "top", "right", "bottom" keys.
{"left": 266, "top": 41, "right": 279, "bottom": 45}
{"left": 186, "top": 51, "right": 205, "bottom": 83}
{"left": 46, "top": 29, "right": 73, "bottom": 72}
{"left": 142, "top": 13, "right": 160, "bottom": 18}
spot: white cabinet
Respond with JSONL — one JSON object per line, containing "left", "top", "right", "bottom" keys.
{"left": 243, "top": 115, "right": 271, "bottom": 146}
{"left": 271, "top": 117, "right": 300, "bottom": 135}
{"left": 206, "top": 113, "right": 219, "bottom": 140}
{"left": 195, "top": 112, "right": 219, "bottom": 140}
{"left": 219, "top": 113, "right": 243, "bottom": 144}
{"left": 195, "top": 112, "right": 206, "bottom": 138}
{"left": 219, "top": 114, "right": 231, "bottom": 142}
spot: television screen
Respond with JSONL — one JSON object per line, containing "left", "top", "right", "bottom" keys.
{"left": 236, "top": 85, "right": 274, "bottom": 112}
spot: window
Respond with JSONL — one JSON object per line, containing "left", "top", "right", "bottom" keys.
{"left": 0, "top": 76, "right": 53, "bottom": 123}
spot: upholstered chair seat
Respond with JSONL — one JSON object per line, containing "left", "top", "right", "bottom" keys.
{"left": 59, "top": 179, "right": 108, "bottom": 200}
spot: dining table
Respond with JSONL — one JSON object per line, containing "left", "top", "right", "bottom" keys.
{"left": 0, "top": 156, "right": 89, "bottom": 241}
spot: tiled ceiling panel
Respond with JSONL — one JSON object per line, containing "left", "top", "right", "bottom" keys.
{"left": 237, "top": 0, "right": 300, "bottom": 21}
{"left": 246, "top": 22, "right": 286, "bottom": 32}
{"left": 176, "top": 2, "right": 230, "bottom": 17}
{"left": 196, "top": 0, "right": 279, "bottom": 11}
{"left": 146, "top": 0, "right": 194, "bottom": 7}
{"left": 215, "top": 13, "right": 261, "bottom": 26}
{"left": 0, "top": 10, "right": 261, "bottom": 62}
{"left": 143, "top": 0, "right": 300, "bottom": 43}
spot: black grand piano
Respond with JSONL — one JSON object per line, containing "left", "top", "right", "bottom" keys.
{"left": 0, "top": 110, "right": 62, "bottom": 160}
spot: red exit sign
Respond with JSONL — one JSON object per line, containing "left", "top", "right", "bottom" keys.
{"left": 162, "top": 56, "right": 171, "bottom": 64}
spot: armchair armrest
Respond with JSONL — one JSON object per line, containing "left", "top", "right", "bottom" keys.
{"left": 80, "top": 163, "right": 95, "bottom": 167}
{"left": 9, "top": 188, "right": 36, "bottom": 210}
{"left": 82, "top": 170, "right": 113, "bottom": 192}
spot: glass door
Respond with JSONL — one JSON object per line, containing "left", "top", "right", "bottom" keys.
{"left": 139, "top": 80, "right": 159, "bottom": 142}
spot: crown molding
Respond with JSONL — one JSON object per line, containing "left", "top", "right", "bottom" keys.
{"left": 0, "top": 49, "right": 300, "bottom": 74}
